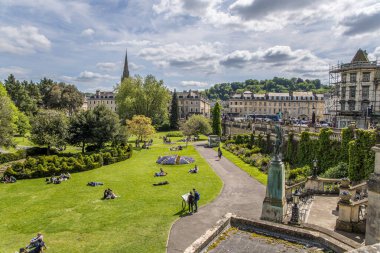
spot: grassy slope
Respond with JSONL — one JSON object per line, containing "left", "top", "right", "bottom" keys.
{"left": 220, "top": 147, "right": 268, "bottom": 185}
{"left": 0, "top": 137, "right": 222, "bottom": 252}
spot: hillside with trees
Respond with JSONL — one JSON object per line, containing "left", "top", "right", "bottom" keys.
{"left": 203, "top": 77, "right": 331, "bottom": 100}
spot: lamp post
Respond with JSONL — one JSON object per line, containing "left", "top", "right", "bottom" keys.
{"left": 312, "top": 159, "right": 318, "bottom": 179}
{"left": 290, "top": 189, "right": 301, "bottom": 225}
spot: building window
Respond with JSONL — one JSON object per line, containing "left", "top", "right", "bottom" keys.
{"left": 348, "top": 102, "right": 355, "bottom": 111}
{"left": 235, "top": 102, "right": 237, "bottom": 105}
{"left": 363, "top": 72, "right": 370, "bottom": 82}
{"left": 342, "top": 74, "right": 347, "bottom": 83}
{"left": 350, "top": 73, "right": 357, "bottom": 83}
{"left": 362, "top": 86, "right": 369, "bottom": 99}
{"left": 341, "top": 87, "right": 346, "bottom": 98}
{"left": 264, "top": 102, "right": 266, "bottom": 106}
{"left": 340, "top": 102, "right": 345, "bottom": 111}
{"left": 273, "top": 108, "right": 276, "bottom": 113}
{"left": 349, "top": 87, "right": 356, "bottom": 99}
{"left": 283, "top": 102, "right": 286, "bottom": 106}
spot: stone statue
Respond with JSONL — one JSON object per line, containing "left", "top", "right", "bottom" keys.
{"left": 274, "top": 124, "right": 283, "bottom": 159}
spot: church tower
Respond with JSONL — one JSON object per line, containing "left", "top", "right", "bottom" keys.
{"left": 121, "top": 49, "right": 129, "bottom": 82}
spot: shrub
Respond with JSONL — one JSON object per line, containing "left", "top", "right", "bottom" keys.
{"left": 321, "top": 162, "right": 348, "bottom": 179}
{"left": 0, "top": 150, "right": 27, "bottom": 164}
{"left": 288, "top": 165, "right": 310, "bottom": 183}
{"left": 4, "top": 146, "right": 133, "bottom": 179}
{"left": 166, "top": 131, "right": 184, "bottom": 137}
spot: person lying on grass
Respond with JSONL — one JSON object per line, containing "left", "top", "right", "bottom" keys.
{"left": 87, "top": 182, "right": 104, "bottom": 187}
{"left": 154, "top": 168, "right": 167, "bottom": 177}
{"left": 188, "top": 165, "right": 198, "bottom": 174}
{"left": 1, "top": 175, "right": 17, "bottom": 183}
{"left": 103, "top": 188, "right": 119, "bottom": 199}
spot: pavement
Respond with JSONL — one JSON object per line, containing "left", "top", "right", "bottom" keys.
{"left": 166, "top": 143, "right": 266, "bottom": 253}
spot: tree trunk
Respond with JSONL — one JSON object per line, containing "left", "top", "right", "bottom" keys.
{"left": 47, "top": 145, "right": 50, "bottom": 155}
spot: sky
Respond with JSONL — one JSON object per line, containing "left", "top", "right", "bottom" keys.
{"left": 0, "top": 0, "right": 380, "bottom": 92}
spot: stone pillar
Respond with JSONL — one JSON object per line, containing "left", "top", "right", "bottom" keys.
{"left": 261, "top": 158, "right": 286, "bottom": 223}
{"left": 365, "top": 145, "right": 380, "bottom": 245}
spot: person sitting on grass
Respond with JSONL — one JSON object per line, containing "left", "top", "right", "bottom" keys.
{"left": 188, "top": 165, "right": 198, "bottom": 174}
{"left": 154, "top": 168, "right": 167, "bottom": 177}
{"left": 25, "top": 232, "right": 46, "bottom": 252}
{"left": 103, "top": 188, "right": 118, "bottom": 199}
{"left": 1, "top": 175, "right": 16, "bottom": 183}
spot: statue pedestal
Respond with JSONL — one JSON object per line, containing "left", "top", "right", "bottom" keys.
{"left": 261, "top": 158, "right": 286, "bottom": 223}
{"left": 365, "top": 145, "right": 380, "bottom": 245}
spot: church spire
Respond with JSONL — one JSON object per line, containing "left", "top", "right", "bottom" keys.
{"left": 121, "top": 48, "right": 129, "bottom": 82}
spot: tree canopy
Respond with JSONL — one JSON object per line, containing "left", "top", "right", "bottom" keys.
{"left": 203, "top": 77, "right": 330, "bottom": 100}
{"left": 126, "top": 115, "right": 155, "bottom": 142}
{"left": 30, "top": 109, "right": 68, "bottom": 153}
{"left": 170, "top": 90, "right": 179, "bottom": 130}
{"left": 91, "top": 105, "right": 120, "bottom": 148}
{"left": 4, "top": 74, "right": 84, "bottom": 115}
{"left": 212, "top": 101, "right": 222, "bottom": 136}
{"left": 181, "top": 115, "right": 212, "bottom": 137}
{"left": 116, "top": 75, "right": 171, "bottom": 126}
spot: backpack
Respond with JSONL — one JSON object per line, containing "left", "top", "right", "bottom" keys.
{"left": 195, "top": 192, "right": 200, "bottom": 201}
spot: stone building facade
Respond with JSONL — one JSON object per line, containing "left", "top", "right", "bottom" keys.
{"left": 87, "top": 90, "right": 117, "bottom": 112}
{"left": 329, "top": 49, "right": 380, "bottom": 128}
{"left": 227, "top": 91, "right": 325, "bottom": 121}
{"left": 177, "top": 90, "right": 211, "bottom": 119}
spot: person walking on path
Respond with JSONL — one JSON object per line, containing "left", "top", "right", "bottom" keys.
{"left": 187, "top": 191, "right": 194, "bottom": 213}
{"left": 217, "top": 147, "right": 223, "bottom": 160}
{"left": 193, "top": 189, "right": 200, "bottom": 212}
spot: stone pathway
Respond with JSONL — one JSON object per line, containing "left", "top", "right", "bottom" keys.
{"left": 166, "top": 144, "right": 266, "bottom": 253}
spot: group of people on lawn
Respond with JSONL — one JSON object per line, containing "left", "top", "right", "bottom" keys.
{"left": 45, "top": 173, "right": 71, "bottom": 184}
{"left": 103, "top": 188, "right": 118, "bottom": 199}
{"left": 187, "top": 188, "right": 200, "bottom": 213}
{"left": 1, "top": 175, "right": 17, "bottom": 183}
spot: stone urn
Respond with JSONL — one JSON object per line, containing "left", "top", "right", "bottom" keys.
{"left": 340, "top": 191, "right": 352, "bottom": 204}
{"left": 340, "top": 178, "right": 350, "bottom": 189}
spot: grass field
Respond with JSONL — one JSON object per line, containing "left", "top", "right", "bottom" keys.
{"left": 0, "top": 136, "right": 222, "bottom": 252}
{"left": 219, "top": 147, "right": 268, "bottom": 185}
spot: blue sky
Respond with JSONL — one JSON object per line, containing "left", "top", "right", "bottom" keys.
{"left": 0, "top": 0, "right": 379, "bottom": 92}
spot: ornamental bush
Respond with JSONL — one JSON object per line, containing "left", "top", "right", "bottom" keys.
{"left": 5, "top": 145, "right": 133, "bottom": 179}
{"left": 321, "top": 162, "right": 348, "bottom": 179}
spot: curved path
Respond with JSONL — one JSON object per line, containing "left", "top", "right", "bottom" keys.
{"left": 167, "top": 144, "right": 266, "bottom": 253}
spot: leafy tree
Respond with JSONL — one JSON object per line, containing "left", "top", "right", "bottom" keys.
{"left": 0, "top": 83, "right": 16, "bottom": 147}
{"left": 4, "top": 75, "right": 39, "bottom": 115}
{"left": 16, "top": 112, "right": 31, "bottom": 137}
{"left": 116, "top": 75, "right": 171, "bottom": 126}
{"left": 170, "top": 90, "right": 179, "bottom": 130}
{"left": 181, "top": 115, "right": 212, "bottom": 138}
{"left": 68, "top": 110, "right": 96, "bottom": 153}
{"left": 212, "top": 101, "right": 222, "bottom": 136}
{"left": 126, "top": 115, "right": 155, "bottom": 142}
{"left": 91, "top": 105, "right": 120, "bottom": 148}
{"left": 30, "top": 110, "right": 68, "bottom": 154}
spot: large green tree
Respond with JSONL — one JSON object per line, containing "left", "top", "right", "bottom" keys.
{"left": 181, "top": 115, "right": 212, "bottom": 138}
{"left": 91, "top": 105, "right": 120, "bottom": 148}
{"left": 68, "top": 110, "right": 96, "bottom": 153}
{"left": 30, "top": 109, "right": 68, "bottom": 154}
{"left": 116, "top": 75, "right": 171, "bottom": 126}
{"left": 170, "top": 90, "right": 179, "bottom": 130}
{"left": 212, "top": 101, "right": 222, "bottom": 136}
{"left": 0, "top": 83, "right": 17, "bottom": 147}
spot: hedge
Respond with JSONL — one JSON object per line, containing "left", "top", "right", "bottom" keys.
{"left": 4, "top": 145, "right": 133, "bottom": 179}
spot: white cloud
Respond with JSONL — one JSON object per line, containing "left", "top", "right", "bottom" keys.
{"left": 81, "top": 28, "right": 95, "bottom": 36}
{"left": 129, "top": 62, "right": 145, "bottom": 71}
{"left": 138, "top": 42, "right": 222, "bottom": 74}
{"left": 96, "top": 62, "right": 119, "bottom": 71}
{"left": 64, "top": 71, "right": 118, "bottom": 82}
{"left": 220, "top": 46, "right": 329, "bottom": 78}
{"left": 180, "top": 81, "right": 208, "bottom": 87}
{"left": 97, "top": 39, "right": 155, "bottom": 47}
{"left": 0, "top": 25, "right": 51, "bottom": 54}
{"left": 0, "top": 66, "right": 29, "bottom": 76}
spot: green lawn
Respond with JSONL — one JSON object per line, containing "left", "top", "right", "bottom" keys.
{"left": 0, "top": 139, "right": 223, "bottom": 252}
{"left": 220, "top": 147, "right": 268, "bottom": 185}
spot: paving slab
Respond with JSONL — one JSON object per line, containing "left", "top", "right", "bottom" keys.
{"left": 166, "top": 144, "right": 266, "bottom": 253}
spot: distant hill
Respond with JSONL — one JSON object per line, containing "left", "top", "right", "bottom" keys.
{"left": 202, "top": 77, "right": 331, "bottom": 101}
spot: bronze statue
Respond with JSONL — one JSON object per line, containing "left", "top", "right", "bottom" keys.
{"left": 274, "top": 124, "right": 283, "bottom": 158}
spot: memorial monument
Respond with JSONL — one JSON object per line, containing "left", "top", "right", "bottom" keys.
{"left": 261, "top": 125, "right": 286, "bottom": 223}
{"left": 365, "top": 144, "right": 380, "bottom": 245}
